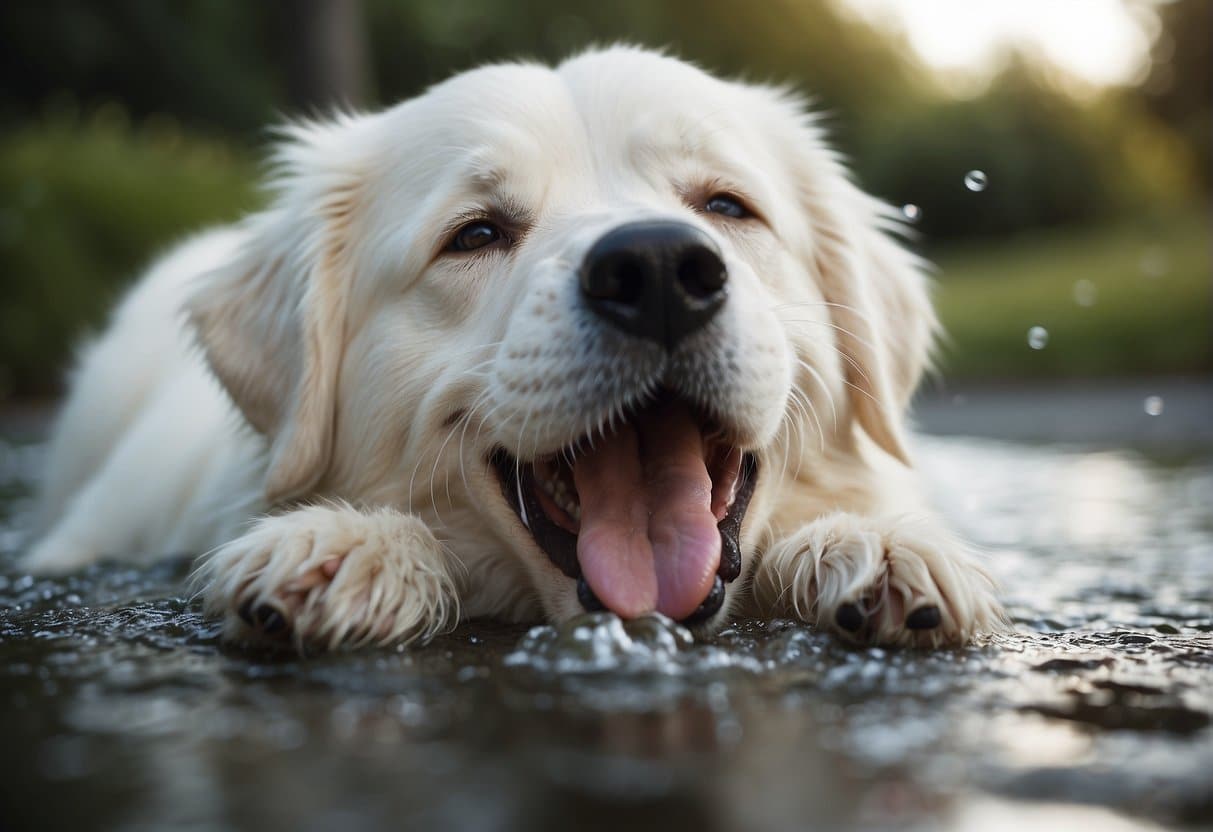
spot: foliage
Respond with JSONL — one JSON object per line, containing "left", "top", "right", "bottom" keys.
{"left": 0, "top": 1, "right": 280, "bottom": 136}
{"left": 1141, "top": 0, "right": 1212, "bottom": 185}
{"left": 0, "top": 112, "right": 259, "bottom": 396}
{"left": 933, "top": 204, "right": 1211, "bottom": 380}
{"left": 855, "top": 61, "right": 1200, "bottom": 242}
{"left": 2, "top": 0, "right": 1202, "bottom": 245}
{"left": 363, "top": 0, "right": 929, "bottom": 136}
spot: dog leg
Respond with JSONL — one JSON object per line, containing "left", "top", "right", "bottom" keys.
{"left": 752, "top": 513, "right": 1005, "bottom": 647}
{"left": 194, "top": 504, "right": 460, "bottom": 649}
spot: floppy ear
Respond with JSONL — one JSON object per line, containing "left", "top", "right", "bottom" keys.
{"left": 787, "top": 117, "right": 937, "bottom": 465}
{"left": 187, "top": 120, "right": 363, "bottom": 502}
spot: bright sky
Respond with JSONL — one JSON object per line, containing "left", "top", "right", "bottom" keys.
{"left": 839, "top": 0, "right": 1159, "bottom": 91}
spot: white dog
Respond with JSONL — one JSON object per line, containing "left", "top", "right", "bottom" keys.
{"left": 23, "top": 47, "right": 1004, "bottom": 649}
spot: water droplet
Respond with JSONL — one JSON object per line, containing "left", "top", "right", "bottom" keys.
{"left": 964, "top": 170, "right": 988, "bottom": 192}
{"left": 1072, "top": 279, "right": 1098, "bottom": 307}
{"left": 1143, "top": 396, "right": 1164, "bottom": 416}
{"left": 901, "top": 203, "right": 921, "bottom": 222}
{"left": 1139, "top": 246, "right": 1169, "bottom": 279}
{"left": 1027, "top": 326, "right": 1049, "bottom": 350}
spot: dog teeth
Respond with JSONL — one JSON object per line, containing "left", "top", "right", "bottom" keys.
{"left": 537, "top": 469, "right": 580, "bottom": 520}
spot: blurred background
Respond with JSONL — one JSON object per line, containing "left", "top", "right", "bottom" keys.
{"left": 0, "top": 0, "right": 1208, "bottom": 402}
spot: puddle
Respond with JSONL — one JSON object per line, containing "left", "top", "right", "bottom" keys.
{"left": 1, "top": 433, "right": 1210, "bottom": 830}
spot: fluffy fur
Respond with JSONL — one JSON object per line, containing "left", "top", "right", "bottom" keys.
{"left": 24, "top": 47, "right": 1005, "bottom": 649}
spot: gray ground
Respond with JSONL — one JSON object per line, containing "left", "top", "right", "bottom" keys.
{"left": 913, "top": 376, "right": 1213, "bottom": 446}
{"left": 1, "top": 382, "right": 1210, "bottom": 831}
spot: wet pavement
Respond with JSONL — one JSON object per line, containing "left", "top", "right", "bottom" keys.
{"left": 913, "top": 377, "right": 1213, "bottom": 446}
{"left": 1, "top": 412, "right": 1211, "bottom": 831}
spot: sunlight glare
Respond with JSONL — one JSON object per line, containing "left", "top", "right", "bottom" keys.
{"left": 838, "top": 0, "right": 1156, "bottom": 91}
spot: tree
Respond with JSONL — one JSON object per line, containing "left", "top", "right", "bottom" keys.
{"left": 1143, "top": 0, "right": 1211, "bottom": 184}
{"left": 278, "top": 0, "right": 370, "bottom": 113}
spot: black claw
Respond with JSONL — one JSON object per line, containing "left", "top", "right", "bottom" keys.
{"left": 905, "top": 605, "right": 942, "bottom": 630}
{"left": 681, "top": 575, "right": 725, "bottom": 626}
{"left": 577, "top": 577, "right": 605, "bottom": 612}
{"left": 239, "top": 600, "right": 289, "bottom": 636}
{"left": 835, "top": 603, "right": 864, "bottom": 632}
{"left": 255, "top": 605, "right": 289, "bottom": 635}
{"left": 718, "top": 528, "right": 741, "bottom": 582}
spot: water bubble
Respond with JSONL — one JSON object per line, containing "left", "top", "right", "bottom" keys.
{"left": 1139, "top": 246, "right": 1169, "bottom": 279}
{"left": 1072, "top": 279, "right": 1098, "bottom": 307}
{"left": 964, "top": 170, "right": 988, "bottom": 192}
{"left": 1143, "top": 396, "right": 1164, "bottom": 416}
{"left": 503, "top": 612, "right": 704, "bottom": 673}
{"left": 1027, "top": 326, "right": 1049, "bottom": 350}
{"left": 901, "top": 203, "right": 921, "bottom": 223}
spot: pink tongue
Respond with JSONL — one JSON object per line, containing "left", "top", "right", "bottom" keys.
{"left": 573, "top": 401, "right": 721, "bottom": 620}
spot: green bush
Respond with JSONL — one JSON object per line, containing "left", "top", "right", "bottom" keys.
{"left": 0, "top": 109, "right": 260, "bottom": 396}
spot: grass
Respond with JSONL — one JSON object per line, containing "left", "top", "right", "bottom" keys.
{"left": 931, "top": 205, "right": 1211, "bottom": 380}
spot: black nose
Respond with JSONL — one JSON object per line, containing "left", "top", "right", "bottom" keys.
{"left": 580, "top": 221, "right": 728, "bottom": 350}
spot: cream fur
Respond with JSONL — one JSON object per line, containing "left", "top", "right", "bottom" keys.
{"left": 23, "top": 47, "right": 1005, "bottom": 648}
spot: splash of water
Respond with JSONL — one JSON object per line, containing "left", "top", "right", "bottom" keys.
{"left": 1027, "top": 326, "right": 1049, "bottom": 350}
{"left": 964, "top": 170, "right": 988, "bottom": 192}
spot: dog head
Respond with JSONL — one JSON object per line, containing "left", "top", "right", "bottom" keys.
{"left": 188, "top": 47, "right": 934, "bottom": 631}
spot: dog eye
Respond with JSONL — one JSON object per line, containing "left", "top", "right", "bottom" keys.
{"left": 704, "top": 194, "right": 750, "bottom": 219}
{"left": 448, "top": 220, "right": 504, "bottom": 253}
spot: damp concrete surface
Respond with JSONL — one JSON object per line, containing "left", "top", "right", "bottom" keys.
{"left": 1, "top": 383, "right": 1210, "bottom": 831}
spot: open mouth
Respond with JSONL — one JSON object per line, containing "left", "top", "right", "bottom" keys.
{"left": 490, "top": 389, "right": 758, "bottom": 626}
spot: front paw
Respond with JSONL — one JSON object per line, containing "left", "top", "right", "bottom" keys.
{"left": 193, "top": 505, "right": 459, "bottom": 649}
{"left": 758, "top": 514, "right": 1005, "bottom": 646}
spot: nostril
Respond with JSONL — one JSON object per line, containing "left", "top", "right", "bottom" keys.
{"left": 586, "top": 254, "right": 646, "bottom": 306}
{"left": 676, "top": 248, "right": 727, "bottom": 299}
{"left": 612, "top": 257, "right": 645, "bottom": 305}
